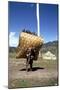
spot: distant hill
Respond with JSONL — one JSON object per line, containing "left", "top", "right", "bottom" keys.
{"left": 9, "top": 47, "right": 16, "bottom": 53}
{"left": 9, "top": 40, "right": 58, "bottom": 56}
{"left": 40, "top": 40, "right": 58, "bottom": 56}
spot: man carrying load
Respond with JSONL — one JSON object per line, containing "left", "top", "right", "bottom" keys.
{"left": 26, "top": 47, "right": 36, "bottom": 71}
{"left": 16, "top": 30, "right": 43, "bottom": 72}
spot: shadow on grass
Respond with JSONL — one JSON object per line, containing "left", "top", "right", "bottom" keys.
{"left": 20, "top": 67, "right": 44, "bottom": 71}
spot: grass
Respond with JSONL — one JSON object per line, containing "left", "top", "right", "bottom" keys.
{"left": 9, "top": 77, "right": 58, "bottom": 89}
{"left": 9, "top": 79, "right": 31, "bottom": 88}
{"left": 8, "top": 52, "right": 58, "bottom": 88}
{"left": 9, "top": 52, "right": 16, "bottom": 58}
{"left": 33, "top": 58, "right": 57, "bottom": 70}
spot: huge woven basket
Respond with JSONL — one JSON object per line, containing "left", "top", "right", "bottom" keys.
{"left": 16, "top": 32, "right": 43, "bottom": 60}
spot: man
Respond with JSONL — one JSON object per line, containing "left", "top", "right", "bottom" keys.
{"left": 26, "top": 47, "right": 35, "bottom": 71}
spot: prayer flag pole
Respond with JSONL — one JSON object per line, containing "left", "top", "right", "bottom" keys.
{"left": 36, "top": 3, "right": 40, "bottom": 36}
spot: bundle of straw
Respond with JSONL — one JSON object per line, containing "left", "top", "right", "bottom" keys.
{"left": 16, "top": 32, "right": 43, "bottom": 60}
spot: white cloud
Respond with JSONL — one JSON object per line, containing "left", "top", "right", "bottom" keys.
{"left": 9, "top": 32, "right": 19, "bottom": 47}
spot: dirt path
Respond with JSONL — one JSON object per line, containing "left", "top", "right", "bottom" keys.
{"left": 8, "top": 58, "right": 58, "bottom": 88}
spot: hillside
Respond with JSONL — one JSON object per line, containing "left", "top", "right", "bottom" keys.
{"left": 9, "top": 40, "right": 58, "bottom": 56}
{"left": 9, "top": 47, "right": 16, "bottom": 53}
{"left": 40, "top": 40, "right": 58, "bottom": 56}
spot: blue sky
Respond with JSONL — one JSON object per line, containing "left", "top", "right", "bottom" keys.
{"left": 9, "top": 2, "right": 58, "bottom": 47}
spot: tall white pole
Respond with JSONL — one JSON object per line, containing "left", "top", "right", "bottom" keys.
{"left": 36, "top": 3, "right": 40, "bottom": 36}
